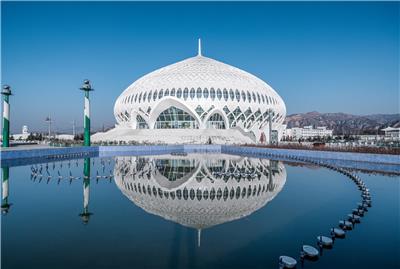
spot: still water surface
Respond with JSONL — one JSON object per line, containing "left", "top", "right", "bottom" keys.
{"left": 1, "top": 154, "right": 399, "bottom": 269}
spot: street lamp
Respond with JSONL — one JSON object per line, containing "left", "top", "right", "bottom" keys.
{"left": 2, "top": 85, "right": 12, "bottom": 148}
{"left": 79, "top": 80, "right": 94, "bottom": 146}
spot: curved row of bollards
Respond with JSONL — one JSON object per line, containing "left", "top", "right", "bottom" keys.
{"left": 270, "top": 155, "right": 372, "bottom": 269}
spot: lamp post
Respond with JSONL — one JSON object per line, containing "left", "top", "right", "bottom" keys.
{"left": 79, "top": 80, "right": 94, "bottom": 146}
{"left": 2, "top": 85, "right": 12, "bottom": 148}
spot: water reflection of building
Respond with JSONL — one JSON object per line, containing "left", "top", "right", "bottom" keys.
{"left": 113, "top": 154, "right": 286, "bottom": 246}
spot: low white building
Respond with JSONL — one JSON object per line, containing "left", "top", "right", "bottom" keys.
{"left": 381, "top": 126, "right": 400, "bottom": 141}
{"left": 13, "top": 125, "right": 30, "bottom": 140}
{"left": 282, "top": 125, "right": 333, "bottom": 140}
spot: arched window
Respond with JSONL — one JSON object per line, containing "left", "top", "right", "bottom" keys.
{"left": 190, "top": 88, "right": 195, "bottom": 99}
{"left": 170, "top": 88, "right": 175, "bottom": 97}
{"left": 155, "top": 106, "right": 199, "bottom": 129}
{"left": 165, "top": 89, "right": 169, "bottom": 96}
{"left": 203, "top": 88, "right": 209, "bottom": 99}
{"left": 217, "top": 89, "right": 222, "bottom": 100}
{"left": 138, "top": 92, "right": 142, "bottom": 103}
{"left": 183, "top": 88, "right": 189, "bottom": 100}
{"left": 196, "top": 88, "right": 202, "bottom": 99}
{"left": 261, "top": 94, "right": 265, "bottom": 103}
{"left": 235, "top": 90, "right": 240, "bottom": 101}
{"left": 229, "top": 89, "right": 235, "bottom": 100}
{"left": 223, "top": 89, "right": 228, "bottom": 101}
{"left": 265, "top": 95, "right": 269, "bottom": 104}
{"left": 136, "top": 115, "right": 148, "bottom": 129}
{"left": 159, "top": 89, "right": 163, "bottom": 99}
{"left": 153, "top": 90, "right": 158, "bottom": 101}
{"left": 148, "top": 91, "right": 152, "bottom": 102}
{"left": 177, "top": 88, "right": 182, "bottom": 98}
{"left": 206, "top": 113, "right": 226, "bottom": 129}
{"left": 210, "top": 88, "right": 216, "bottom": 100}
{"left": 143, "top": 92, "right": 147, "bottom": 102}
{"left": 252, "top": 92, "right": 256, "bottom": 102}
{"left": 134, "top": 94, "right": 138, "bottom": 102}
{"left": 257, "top": 93, "right": 261, "bottom": 103}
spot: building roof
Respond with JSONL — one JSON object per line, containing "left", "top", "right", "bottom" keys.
{"left": 381, "top": 127, "right": 400, "bottom": 132}
{"left": 119, "top": 52, "right": 281, "bottom": 101}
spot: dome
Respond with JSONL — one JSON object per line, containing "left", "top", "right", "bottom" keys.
{"left": 117, "top": 55, "right": 283, "bottom": 105}
{"left": 94, "top": 41, "right": 287, "bottom": 144}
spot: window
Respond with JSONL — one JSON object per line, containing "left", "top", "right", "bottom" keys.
{"left": 148, "top": 91, "right": 152, "bottom": 102}
{"left": 155, "top": 106, "right": 199, "bottom": 129}
{"left": 183, "top": 88, "right": 189, "bottom": 100}
{"left": 153, "top": 90, "right": 158, "bottom": 101}
{"left": 223, "top": 89, "right": 228, "bottom": 101}
{"left": 165, "top": 89, "right": 169, "bottom": 96}
{"left": 143, "top": 92, "right": 147, "bottom": 102}
{"left": 203, "top": 88, "right": 209, "bottom": 99}
{"left": 235, "top": 90, "right": 240, "bottom": 101}
{"left": 190, "top": 88, "right": 195, "bottom": 99}
{"left": 177, "top": 88, "right": 182, "bottom": 98}
{"left": 241, "top": 91, "right": 246, "bottom": 102}
{"left": 262, "top": 94, "right": 265, "bottom": 103}
{"left": 138, "top": 93, "right": 142, "bottom": 103}
{"left": 171, "top": 88, "right": 175, "bottom": 96}
{"left": 230, "top": 89, "right": 235, "bottom": 101}
{"left": 195, "top": 105, "right": 204, "bottom": 116}
{"left": 247, "top": 91, "right": 251, "bottom": 103}
{"left": 136, "top": 115, "right": 148, "bottom": 129}
{"left": 210, "top": 88, "right": 216, "bottom": 100}
{"left": 257, "top": 93, "right": 261, "bottom": 103}
{"left": 223, "top": 106, "right": 230, "bottom": 115}
{"left": 233, "top": 107, "right": 242, "bottom": 117}
{"left": 217, "top": 89, "right": 222, "bottom": 100}
{"left": 159, "top": 89, "right": 163, "bottom": 99}
{"left": 206, "top": 113, "right": 226, "bottom": 129}
{"left": 252, "top": 93, "right": 256, "bottom": 102}
{"left": 134, "top": 94, "right": 138, "bottom": 102}
{"left": 196, "top": 88, "right": 202, "bottom": 99}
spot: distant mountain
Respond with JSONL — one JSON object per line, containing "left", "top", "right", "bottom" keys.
{"left": 284, "top": 111, "right": 400, "bottom": 135}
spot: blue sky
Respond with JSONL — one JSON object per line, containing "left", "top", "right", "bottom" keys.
{"left": 2, "top": 1, "right": 399, "bottom": 133}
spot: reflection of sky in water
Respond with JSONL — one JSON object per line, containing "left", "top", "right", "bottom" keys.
{"left": 1, "top": 154, "right": 399, "bottom": 269}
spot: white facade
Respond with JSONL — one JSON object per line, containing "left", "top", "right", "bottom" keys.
{"left": 381, "top": 126, "right": 400, "bottom": 141}
{"left": 93, "top": 41, "right": 286, "bottom": 144}
{"left": 283, "top": 125, "right": 333, "bottom": 140}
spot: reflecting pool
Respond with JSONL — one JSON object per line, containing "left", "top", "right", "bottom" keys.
{"left": 1, "top": 154, "right": 399, "bottom": 269}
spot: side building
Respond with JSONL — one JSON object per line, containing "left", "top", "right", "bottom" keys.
{"left": 282, "top": 125, "right": 333, "bottom": 140}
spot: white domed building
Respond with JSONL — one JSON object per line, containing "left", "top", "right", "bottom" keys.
{"left": 93, "top": 40, "right": 286, "bottom": 144}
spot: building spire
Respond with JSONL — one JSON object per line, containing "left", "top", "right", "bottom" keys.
{"left": 198, "top": 38, "right": 202, "bottom": 56}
